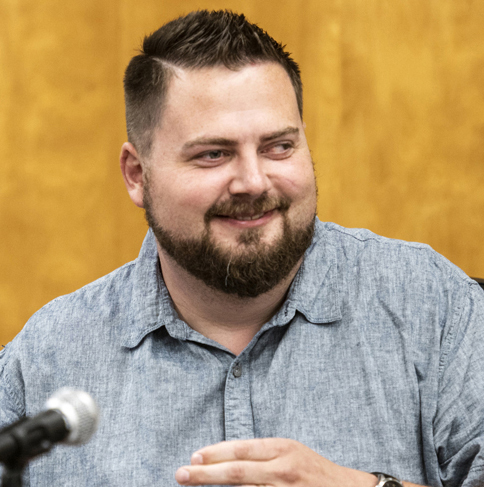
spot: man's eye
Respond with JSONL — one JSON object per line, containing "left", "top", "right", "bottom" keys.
{"left": 272, "top": 143, "right": 292, "bottom": 152}
{"left": 193, "top": 149, "right": 230, "bottom": 166}
{"left": 265, "top": 142, "right": 294, "bottom": 156}
{"left": 203, "top": 150, "right": 224, "bottom": 160}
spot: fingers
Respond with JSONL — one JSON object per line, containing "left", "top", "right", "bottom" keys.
{"left": 175, "top": 459, "right": 272, "bottom": 486}
{"left": 175, "top": 438, "right": 376, "bottom": 487}
{"left": 175, "top": 438, "right": 300, "bottom": 486}
{"left": 192, "top": 438, "right": 284, "bottom": 465}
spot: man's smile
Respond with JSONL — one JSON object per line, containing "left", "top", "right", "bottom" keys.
{"left": 213, "top": 209, "right": 276, "bottom": 228}
{"left": 216, "top": 209, "right": 274, "bottom": 221}
{"left": 205, "top": 195, "right": 291, "bottom": 231}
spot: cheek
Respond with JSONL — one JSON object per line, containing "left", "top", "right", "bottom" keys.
{"left": 148, "top": 169, "right": 227, "bottom": 227}
{"left": 274, "top": 164, "right": 317, "bottom": 202}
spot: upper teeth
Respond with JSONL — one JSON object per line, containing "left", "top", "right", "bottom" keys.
{"left": 233, "top": 213, "right": 264, "bottom": 221}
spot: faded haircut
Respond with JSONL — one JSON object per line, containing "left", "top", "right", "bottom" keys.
{"left": 123, "top": 10, "right": 303, "bottom": 157}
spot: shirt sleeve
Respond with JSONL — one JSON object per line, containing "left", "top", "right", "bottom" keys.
{"left": 434, "top": 281, "right": 484, "bottom": 487}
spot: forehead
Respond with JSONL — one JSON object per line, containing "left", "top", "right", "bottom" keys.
{"left": 154, "top": 63, "right": 302, "bottom": 147}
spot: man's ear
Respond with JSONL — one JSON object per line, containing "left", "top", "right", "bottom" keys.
{"left": 120, "top": 142, "right": 145, "bottom": 208}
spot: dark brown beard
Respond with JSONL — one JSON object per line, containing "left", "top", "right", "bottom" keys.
{"left": 144, "top": 192, "right": 315, "bottom": 298}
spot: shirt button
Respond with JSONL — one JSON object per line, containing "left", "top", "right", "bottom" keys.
{"left": 232, "top": 364, "right": 242, "bottom": 378}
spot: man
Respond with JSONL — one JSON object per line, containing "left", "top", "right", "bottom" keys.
{"left": 1, "top": 10, "right": 483, "bottom": 487}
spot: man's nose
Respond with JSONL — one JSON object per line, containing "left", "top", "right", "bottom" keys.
{"left": 228, "top": 154, "right": 271, "bottom": 197}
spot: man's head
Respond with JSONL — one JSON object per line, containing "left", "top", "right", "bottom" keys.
{"left": 120, "top": 12, "right": 317, "bottom": 298}
{"left": 123, "top": 10, "right": 303, "bottom": 158}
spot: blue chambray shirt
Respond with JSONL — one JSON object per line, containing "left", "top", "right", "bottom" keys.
{"left": 1, "top": 219, "right": 484, "bottom": 486}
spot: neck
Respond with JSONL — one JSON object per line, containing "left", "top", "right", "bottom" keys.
{"left": 157, "top": 246, "right": 301, "bottom": 355}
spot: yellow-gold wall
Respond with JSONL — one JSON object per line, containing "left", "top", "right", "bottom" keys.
{"left": 1, "top": 0, "right": 484, "bottom": 345}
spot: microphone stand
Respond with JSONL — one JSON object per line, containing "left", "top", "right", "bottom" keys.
{"left": 1, "top": 461, "right": 24, "bottom": 487}
{"left": 0, "top": 388, "right": 98, "bottom": 486}
{"left": 0, "top": 413, "right": 56, "bottom": 487}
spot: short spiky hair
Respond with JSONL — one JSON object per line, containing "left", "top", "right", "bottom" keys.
{"left": 123, "top": 10, "right": 303, "bottom": 157}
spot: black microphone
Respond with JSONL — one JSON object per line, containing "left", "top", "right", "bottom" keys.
{"left": 0, "top": 388, "right": 99, "bottom": 466}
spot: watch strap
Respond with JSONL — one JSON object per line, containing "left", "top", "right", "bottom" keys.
{"left": 371, "top": 472, "right": 404, "bottom": 487}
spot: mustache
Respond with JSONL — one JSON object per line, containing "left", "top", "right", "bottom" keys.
{"left": 204, "top": 195, "right": 291, "bottom": 223}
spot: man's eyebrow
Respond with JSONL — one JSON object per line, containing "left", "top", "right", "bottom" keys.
{"left": 260, "top": 126, "right": 299, "bottom": 142}
{"left": 182, "top": 137, "right": 237, "bottom": 151}
{"left": 181, "top": 127, "right": 300, "bottom": 152}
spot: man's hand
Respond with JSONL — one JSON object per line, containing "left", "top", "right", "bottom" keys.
{"left": 175, "top": 438, "right": 379, "bottom": 486}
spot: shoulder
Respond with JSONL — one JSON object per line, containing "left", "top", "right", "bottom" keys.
{"left": 316, "top": 220, "right": 475, "bottom": 288}
{"left": 310, "top": 220, "right": 483, "bottom": 335}
{"left": 1, "top": 229, "right": 160, "bottom": 373}
{"left": 320, "top": 219, "right": 441, "bottom": 257}
{"left": 0, "top": 258, "right": 142, "bottom": 418}
{"left": 24, "top": 259, "right": 138, "bottom": 336}
{"left": 1, "top": 258, "right": 137, "bottom": 363}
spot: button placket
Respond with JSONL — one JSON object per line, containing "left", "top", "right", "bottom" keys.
{"left": 224, "top": 357, "right": 254, "bottom": 440}
{"left": 232, "top": 363, "right": 242, "bottom": 378}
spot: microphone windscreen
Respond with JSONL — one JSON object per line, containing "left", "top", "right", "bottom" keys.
{"left": 45, "top": 388, "right": 99, "bottom": 445}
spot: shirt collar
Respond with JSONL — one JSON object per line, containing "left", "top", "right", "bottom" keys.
{"left": 271, "top": 218, "right": 343, "bottom": 327}
{"left": 120, "top": 229, "right": 177, "bottom": 348}
{"left": 120, "top": 219, "right": 343, "bottom": 348}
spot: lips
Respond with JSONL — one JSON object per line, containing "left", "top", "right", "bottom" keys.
{"left": 204, "top": 195, "right": 291, "bottom": 225}
{"left": 220, "top": 211, "right": 267, "bottom": 221}
{"left": 218, "top": 210, "right": 273, "bottom": 222}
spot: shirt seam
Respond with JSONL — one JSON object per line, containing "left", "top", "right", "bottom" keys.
{"left": 437, "top": 281, "right": 469, "bottom": 376}
{"left": 0, "top": 355, "right": 25, "bottom": 415}
{"left": 435, "top": 280, "right": 474, "bottom": 467}
{"left": 325, "top": 224, "right": 430, "bottom": 248}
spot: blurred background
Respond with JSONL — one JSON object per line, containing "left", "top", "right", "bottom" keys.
{"left": 1, "top": 0, "right": 484, "bottom": 345}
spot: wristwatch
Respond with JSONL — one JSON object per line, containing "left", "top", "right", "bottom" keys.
{"left": 371, "top": 472, "right": 404, "bottom": 487}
